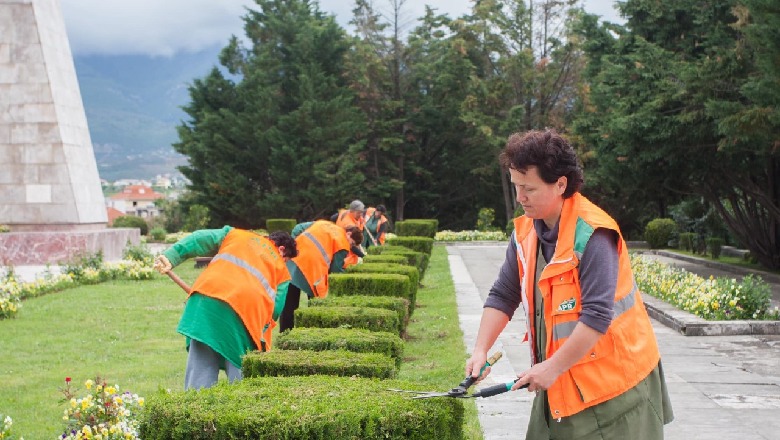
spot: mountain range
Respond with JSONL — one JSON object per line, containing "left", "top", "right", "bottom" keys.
{"left": 74, "top": 46, "right": 223, "bottom": 181}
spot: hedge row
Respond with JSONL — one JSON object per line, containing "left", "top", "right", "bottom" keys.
{"left": 242, "top": 349, "right": 396, "bottom": 379}
{"left": 329, "top": 273, "right": 414, "bottom": 314}
{"left": 309, "top": 295, "right": 410, "bottom": 336}
{"left": 368, "top": 245, "right": 430, "bottom": 277}
{"left": 394, "top": 219, "right": 438, "bottom": 238}
{"left": 275, "top": 327, "right": 404, "bottom": 366}
{"left": 139, "top": 376, "right": 464, "bottom": 440}
{"left": 385, "top": 236, "right": 434, "bottom": 255}
{"left": 362, "top": 254, "right": 410, "bottom": 265}
{"left": 266, "top": 218, "right": 297, "bottom": 234}
{"left": 295, "top": 305, "right": 401, "bottom": 335}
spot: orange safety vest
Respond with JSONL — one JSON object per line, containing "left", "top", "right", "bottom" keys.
{"left": 513, "top": 193, "right": 660, "bottom": 419}
{"left": 364, "top": 207, "right": 388, "bottom": 245}
{"left": 292, "top": 220, "right": 351, "bottom": 298}
{"left": 190, "top": 229, "right": 290, "bottom": 351}
{"left": 335, "top": 209, "right": 364, "bottom": 267}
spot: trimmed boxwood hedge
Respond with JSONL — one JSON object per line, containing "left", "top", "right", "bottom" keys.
{"left": 266, "top": 218, "right": 296, "bottom": 234}
{"left": 386, "top": 236, "right": 434, "bottom": 255}
{"left": 328, "top": 273, "right": 414, "bottom": 314}
{"left": 309, "top": 294, "right": 410, "bottom": 336}
{"left": 394, "top": 219, "right": 438, "bottom": 238}
{"left": 295, "top": 305, "right": 400, "bottom": 334}
{"left": 242, "top": 349, "right": 396, "bottom": 378}
{"left": 363, "top": 254, "right": 409, "bottom": 265}
{"left": 369, "top": 246, "right": 429, "bottom": 277}
{"left": 139, "top": 375, "right": 464, "bottom": 440}
{"left": 275, "top": 327, "right": 404, "bottom": 366}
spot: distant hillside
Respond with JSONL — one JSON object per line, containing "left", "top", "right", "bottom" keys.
{"left": 74, "top": 46, "right": 223, "bottom": 181}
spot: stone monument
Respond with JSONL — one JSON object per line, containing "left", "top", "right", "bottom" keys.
{"left": 0, "top": 0, "right": 139, "bottom": 265}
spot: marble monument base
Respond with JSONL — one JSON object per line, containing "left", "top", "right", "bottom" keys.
{"left": 0, "top": 228, "right": 140, "bottom": 265}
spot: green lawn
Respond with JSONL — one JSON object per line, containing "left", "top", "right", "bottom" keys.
{"left": 0, "top": 244, "right": 483, "bottom": 439}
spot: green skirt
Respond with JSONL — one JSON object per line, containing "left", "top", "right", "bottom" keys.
{"left": 525, "top": 362, "right": 674, "bottom": 440}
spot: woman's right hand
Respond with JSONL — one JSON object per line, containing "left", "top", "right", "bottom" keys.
{"left": 465, "top": 351, "right": 490, "bottom": 381}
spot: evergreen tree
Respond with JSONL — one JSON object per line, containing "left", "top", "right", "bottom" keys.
{"left": 175, "top": 0, "right": 366, "bottom": 226}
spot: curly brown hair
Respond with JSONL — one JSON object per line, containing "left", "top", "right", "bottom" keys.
{"left": 499, "top": 129, "right": 584, "bottom": 199}
{"left": 344, "top": 225, "right": 363, "bottom": 244}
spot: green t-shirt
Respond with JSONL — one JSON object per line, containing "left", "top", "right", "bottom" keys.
{"left": 164, "top": 226, "right": 289, "bottom": 368}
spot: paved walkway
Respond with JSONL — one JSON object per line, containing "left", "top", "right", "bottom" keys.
{"left": 447, "top": 242, "right": 780, "bottom": 440}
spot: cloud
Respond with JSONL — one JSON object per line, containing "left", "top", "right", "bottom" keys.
{"left": 61, "top": 0, "right": 622, "bottom": 57}
{"left": 61, "top": 0, "right": 254, "bottom": 57}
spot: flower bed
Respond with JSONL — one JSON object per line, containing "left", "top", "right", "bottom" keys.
{"left": 631, "top": 255, "right": 780, "bottom": 320}
{"left": 58, "top": 377, "right": 144, "bottom": 440}
{"left": 434, "top": 230, "right": 507, "bottom": 241}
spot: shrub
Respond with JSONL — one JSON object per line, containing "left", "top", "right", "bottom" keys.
{"left": 394, "top": 219, "right": 438, "bottom": 238}
{"left": 0, "top": 225, "right": 10, "bottom": 233}
{"left": 243, "top": 349, "right": 396, "bottom": 378}
{"left": 149, "top": 226, "right": 167, "bottom": 242}
{"left": 266, "top": 219, "right": 296, "bottom": 234}
{"left": 363, "top": 254, "right": 409, "bottom": 265}
{"left": 139, "top": 376, "right": 464, "bottom": 440}
{"left": 678, "top": 232, "right": 695, "bottom": 252}
{"left": 706, "top": 237, "right": 724, "bottom": 259}
{"left": 476, "top": 207, "right": 496, "bottom": 231}
{"left": 329, "top": 273, "right": 414, "bottom": 314}
{"left": 295, "top": 305, "right": 401, "bottom": 335}
{"left": 276, "top": 327, "right": 404, "bottom": 365}
{"left": 644, "top": 218, "right": 677, "bottom": 249}
{"left": 183, "top": 204, "right": 210, "bottom": 232}
{"left": 123, "top": 242, "right": 154, "bottom": 265}
{"left": 112, "top": 215, "right": 149, "bottom": 235}
{"left": 368, "top": 245, "right": 429, "bottom": 276}
{"left": 386, "top": 236, "right": 434, "bottom": 255}
{"left": 309, "top": 294, "right": 410, "bottom": 336}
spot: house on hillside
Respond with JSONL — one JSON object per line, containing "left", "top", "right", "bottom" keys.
{"left": 107, "top": 184, "right": 165, "bottom": 218}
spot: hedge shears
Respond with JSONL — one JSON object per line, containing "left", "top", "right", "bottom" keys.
{"left": 388, "top": 352, "right": 527, "bottom": 399}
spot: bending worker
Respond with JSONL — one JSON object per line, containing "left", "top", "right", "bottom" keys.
{"left": 334, "top": 199, "right": 367, "bottom": 266}
{"left": 465, "top": 129, "right": 673, "bottom": 439}
{"left": 153, "top": 226, "right": 298, "bottom": 390}
{"left": 363, "top": 204, "right": 389, "bottom": 248}
{"left": 278, "top": 220, "right": 364, "bottom": 333}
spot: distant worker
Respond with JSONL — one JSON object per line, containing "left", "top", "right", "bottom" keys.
{"left": 363, "top": 204, "right": 389, "bottom": 248}
{"left": 334, "top": 199, "right": 367, "bottom": 267}
{"left": 278, "top": 220, "right": 364, "bottom": 333}
{"left": 153, "top": 226, "right": 298, "bottom": 390}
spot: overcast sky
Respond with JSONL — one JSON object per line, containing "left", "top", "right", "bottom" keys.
{"left": 61, "top": 0, "right": 624, "bottom": 57}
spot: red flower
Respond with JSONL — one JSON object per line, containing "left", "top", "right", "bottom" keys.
{"left": 65, "top": 377, "right": 71, "bottom": 383}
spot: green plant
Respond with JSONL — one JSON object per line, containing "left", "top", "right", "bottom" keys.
{"left": 265, "top": 219, "right": 296, "bottom": 234}
{"left": 394, "top": 220, "right": 438, "bottom": 238}
{"left": 0, "top": 225, "right": 10, "bottom": 233}
{"left": 182, "top": 204, "right": 210, "bottom": 232}
{"left": 385, "top": 236, "right": 434, "bottom": 255}
{"left": 295, "top": 306, "right": 400, "bottom": 335}
{"left": 706, "top": 237, "right": 724, "bottom": 259}
{"left": 59, "top": 376, "right": 145, "bottom": 439}
{"left": 678, "top": 232, "right": 695, "bottom": 252}
{"left": 123, "top": 243, "right": 153, "bottom": 265}
{"left": 275, "top": 327, "right": 404, "bottom": 365}
{"left": 0, "top": 413, "right": 21, "bottom": 439}
{"left": 149, "top": 227, "right": 167, "bottom": 242}
{"left": 644, "top": 218, "right": 677, "bottom": 249}
{"left": 476, "top": 207, "right": 495, "bottom": 231}
{"left": 112, "top": 216, "right": 149, "bottom": 235}
{"left": 243, "top": 349, "right": 397, "bottom": 378}
{"left": 329, "top": 273, "right": 414, "bottom": 313}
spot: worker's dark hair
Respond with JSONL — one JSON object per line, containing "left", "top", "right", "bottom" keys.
{"left": 344, "top": 225, "right": 363, "bottom": 243}
{"left": 268, "top": 231, "right": 298, "bottom": 259}
{"left": 499, "top": 129, "right": 584, "bottom": 199}
{"left": 376, "top": 204, "right": 387, "bottom": 213}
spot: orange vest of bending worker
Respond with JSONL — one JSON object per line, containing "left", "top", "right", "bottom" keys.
{"left": 190, "top": 229, "right": 290, "bottom": 350}
{"left": 292, "top": 220, "right": 351, "bottom": 298}
{"left": 513, "top": 193, "right": 660, "bottom": 419}
{"left": 364, "top": 207, "right": 388, "bottom": 245}
{"left": 335, "top": 209, "right": 364, "bottom": 267}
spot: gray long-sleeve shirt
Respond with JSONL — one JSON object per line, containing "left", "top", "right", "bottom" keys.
{"left": 484, "top": 219, "right": 618, "bottom": 334}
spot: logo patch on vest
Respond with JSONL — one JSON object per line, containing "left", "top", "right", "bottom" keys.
{"left": 557, "top": 298, "right": 576, "bottom": 312}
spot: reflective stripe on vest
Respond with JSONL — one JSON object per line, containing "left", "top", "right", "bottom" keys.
{"left": 303, "top": 231, "right": 331, "bottom": 267}
{"left": 211, "top": 253, "right": 276, "bottom": 301}
{"left": 551, "top": 282, "right": 638, "bottom": 341}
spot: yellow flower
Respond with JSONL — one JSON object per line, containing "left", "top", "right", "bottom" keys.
{"left": 712, "top": 301, "right": 719, "bottom": 310}
{"left": 85, "top": 379, "right": 94, "bottom": 390}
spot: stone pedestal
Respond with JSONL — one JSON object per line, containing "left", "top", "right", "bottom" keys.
{"left": 0, "top": 0, "right": 133, "bottom": 264}
{"left": 0, "top": 228, "right": 140, "bottom": 265}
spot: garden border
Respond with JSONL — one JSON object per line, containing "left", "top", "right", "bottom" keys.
{"left": 636, "top": 250, "right": 780, "bottom": 336}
